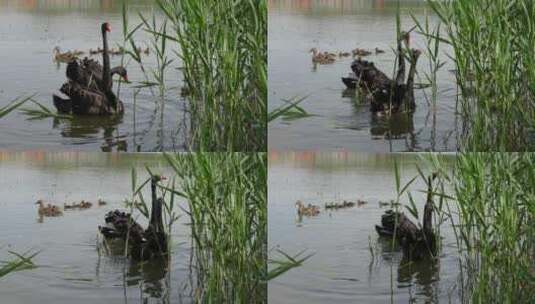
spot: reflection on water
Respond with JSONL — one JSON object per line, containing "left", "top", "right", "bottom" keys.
{"left": 268, "top": 0, "right": 459, "bottom": 152}
{"left": 51, "top": 116, "right": 127, "bottom": 151}
{"left": 0, "top": 152, "right": 193, "bottom": 304}
{"left": 268, "top": 152, "right": 459, "bottom": 303}
{"left": 0, "top": 0, "right": 187, "bottom": 151}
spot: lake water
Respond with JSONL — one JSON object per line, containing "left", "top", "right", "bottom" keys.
{"left": 268, "top": 152, "right": 461, "bottom": 303}
{"left": 0, "top": 1, "right": 187, "bottom": 152}
{"left": 268, "top": 0, "right": 459, "bottom": 152}
{"left": 0, "top": 152, "right": 195, "bottom": 304}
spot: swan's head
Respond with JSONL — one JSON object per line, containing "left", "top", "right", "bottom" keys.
{"left": 102, "top": 22, "right": 112, "bottom": 33}
{"left": 115, "top": 67, "right": 129, "bottom": 82}
{"left": 411, "top": 49, "right": 422, "bottom": 61}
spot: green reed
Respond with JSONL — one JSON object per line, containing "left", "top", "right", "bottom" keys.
{"left": 268, "top": 96, "right": 313, "bottom": 122}
{"left": 163, "top": 152, "right": 267, "bottom": 302}
{"left": 0, "top": 95, "right": 33, "bottom": 119}
{"left": 119, "top": 0, "right": 267, "bottom": 151}
{"left": 449, "top": 153, "right": 535, "bottom": 303}
{"left": 0, "top": 250, "right": 38, "bottom": 279}
{"left": 429, "top": 0, "right": 535, "bottom": 151}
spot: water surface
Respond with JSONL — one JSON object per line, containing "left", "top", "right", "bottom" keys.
{"left": 268, "top": 152, "right": 461, "bottom": 303}
{"left": 268, "top": 0, "right": 459, "bottom": 151}
{"left": 0, "top": 1, "right": 187, "bottom": 151}
{"left": 0, "top": 152, "right": 195, "bottom": 304}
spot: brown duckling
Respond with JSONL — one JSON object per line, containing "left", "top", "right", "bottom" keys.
{"left": 36, "top": 200, "right": 63, "bottom": 217}
{"left": 53, "top": 47, "right": 78, "bottom": 63}
{"left": 352, "top": 48, "right": 372, "bottom": 57}
{"left": 375, "top": 47, "right": 385, "bottom": 54}
{"left": 309, "top": 48, "right": 336, "bottom": 64}
{"left": 89, "top": 48, "right": 102, "bottom": 55}
{"left": 136, "top": 47, "right": 150, "bottom": 55}
{"left": 64, "top": 202, "right": 76, "bottom": 210}
{"left": 79, "top": 200, "right": 93, "bottom": 209}
{"left": 338, "top": 51, "right": 351, "bottom": 57}
{"left": 378, "top": 200, "right": 390, "bottom": 207}
{"left": 98, "top": 199, "right": 107, "bottom": 206}
{"left": 295, "top": 200, "right": 320, "bottom": 217}
{"left": 357, "top": 199, "right": 368, "bottom": 207}
{"left": 325, "top": 200, "right": 356, "bottom": 209}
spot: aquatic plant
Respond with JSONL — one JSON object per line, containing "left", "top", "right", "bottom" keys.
{"left": 121, "top": 0, "right": 267, "bottom": 151}
{"left": 268, "top": 96, "right": 314, "bottom": 122}
{"left": 450, "top": 153, "right": 535, "bottom": 303}
{"left": 0, "top": 95, "right": 33, "bottom": 119}
{"left": 410, "top": 12, "right": 444, "bottom": 108}
{"left": 0, "top": 250, "right": 38, "bottom": 278}
{"left": 428, "top": 0, "right": 535, "bottom": 151}
{"left": 20, "top": 99, "right": 73, "bottom": 121}
{"left": 163, "top": 152, "right": 267, "bottom": 302}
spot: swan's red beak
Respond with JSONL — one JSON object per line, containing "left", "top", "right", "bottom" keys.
{"left": 123, "top": 75, "right": 129, "bottom": 82}
{"left": 160, "top": 176, "right": 167, "bottom": 180}
{"left": 106, "top": 23, "right": 112, "bottom": 32}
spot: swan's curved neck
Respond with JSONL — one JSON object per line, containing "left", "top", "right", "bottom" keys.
{"left": 151, "top": 179, "right": 157, "bottom": 206}
{"left": 406, "top": 52, "right": 419, "bottom": 90}
{"left": 395, "top": 34, "right": 406, "bottom": 85}
{"left": 423, "top": 176, "right": 433, "bottom": 235}
{"left": 102, "top": 28, "right": 111, "bottom": 92}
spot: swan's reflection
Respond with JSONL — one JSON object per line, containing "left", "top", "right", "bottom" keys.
{"left": 52, "top": 116, "right": 127, "bottom": 151}
{"left": 369, "top": 112, "right": 415, "bottom": 140}
{"left": 96, "top": 239, "right": 170, "bottom": 302}
{"left": 375, "top": 236, "right": 440, "bottom": 302}
{"left": 343, "top": 89, "right": 418, "bottom": 150}
{"left": 127, "top": 257, "right": 170, "bottom": 300}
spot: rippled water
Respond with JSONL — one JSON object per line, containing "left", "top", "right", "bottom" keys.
{"left": 0, "top": 152, "right": 194, "bottom": 304}
{"left": 0, "top": 1, "right": 187, "bottom": 151}
{"left": 268, "top": 152, "right": 460, "bottom": 303}
{"left": 268, "top": 0, "right": 459, "bottom": 152}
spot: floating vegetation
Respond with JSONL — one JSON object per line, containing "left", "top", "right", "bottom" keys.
{"left": 20, "top": 99, "right": 72, "bottom": 121}
{"left": 0, "top": 95, "right": 33, "bottom": 119}
{"left": 268, "top": 96, "right": 313, "bottom": 122}
{"left": 0, "top": 250, "right": 38, "bottom": 278}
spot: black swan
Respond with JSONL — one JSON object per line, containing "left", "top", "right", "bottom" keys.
{"left": 342, "top": 32, "right": 420, "bottom": 112}
{"left": 53, "top": 22, "right": 126, "bottom": 115}
{"left": 375, "top": 173, "right": 438, "bottom": 260}
{"left": 99, "top": 175, "right": 168, "bottom": 260}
